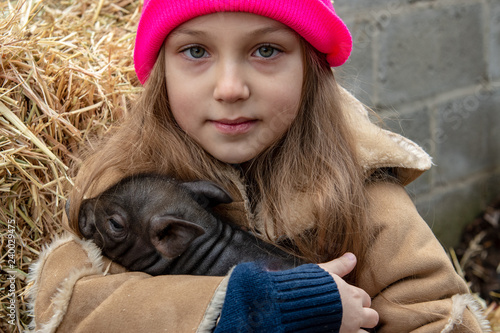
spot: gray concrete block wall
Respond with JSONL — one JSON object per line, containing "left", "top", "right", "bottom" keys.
{"left": 489, "top": 0, "right": 500, "bottom": 81}
{"left": 336, "top": 0, "right": 500, "bottom": 248}
{"left": 378, "top": 3, "right": 485, "bottom": 106}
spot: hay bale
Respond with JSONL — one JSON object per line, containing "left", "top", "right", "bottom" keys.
{"left": 0, "top": 0, "right": 142, "bottom": 331}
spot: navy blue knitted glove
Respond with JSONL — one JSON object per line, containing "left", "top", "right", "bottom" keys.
{"left": 214, "top": 263, "right": 342, "bottom": 332}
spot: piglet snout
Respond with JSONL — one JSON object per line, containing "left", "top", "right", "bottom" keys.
{"left": 149, "top": 216, "right": 206, "bottom": 259}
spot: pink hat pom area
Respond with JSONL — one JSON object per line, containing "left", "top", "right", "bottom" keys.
{"left": 134, "top": 0, "right": 352, "bottom": 84}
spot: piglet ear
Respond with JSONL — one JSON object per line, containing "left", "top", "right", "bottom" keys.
{"left": 79, "top": 199, "right": 97, "bottom": 238}
{"left": 180, "top": 180, "right": 233, "bottom": 208}
{"left": 150, "top": 216, "right": 205, "bottom": 258}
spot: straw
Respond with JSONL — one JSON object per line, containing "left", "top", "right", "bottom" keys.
{"left": 0, "top": 0, "right": 141, "bottom": 331}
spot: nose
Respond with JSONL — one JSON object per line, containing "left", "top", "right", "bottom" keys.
{"left": 213, "top": 61, "right": 250, "bottom": 103}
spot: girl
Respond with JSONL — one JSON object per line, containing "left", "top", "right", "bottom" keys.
{"left": 28, "top": 0, "right": 489, "bottom": 332}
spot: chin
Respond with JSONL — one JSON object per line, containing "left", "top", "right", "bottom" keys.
{"left": 211, "top": 151, "right": 253, "bottom": 165}
{"left": 207, "top": 144, "right": 265, "bottom": 164}
{"left": 218, "top": 156, "right": 252, "bottom": 165}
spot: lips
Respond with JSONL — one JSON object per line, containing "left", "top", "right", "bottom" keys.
{"left": 210, "top": 118, "right": 258, "bottom": 135}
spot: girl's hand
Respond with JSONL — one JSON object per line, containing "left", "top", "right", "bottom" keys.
{"left": 318, "top": 253, "right": 379, "bottom": 332}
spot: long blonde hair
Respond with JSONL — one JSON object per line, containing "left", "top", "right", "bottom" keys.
{"left": 68, "top": 39, "right": 369, "bottom": 282}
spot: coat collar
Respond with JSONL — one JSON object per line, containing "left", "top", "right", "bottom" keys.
{"left": 339, "top": 86, "right": 432, "bottom": 185}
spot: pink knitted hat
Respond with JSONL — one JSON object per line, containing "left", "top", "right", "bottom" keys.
{"left": 134, "top": 0, "right": 352, "bottom": 84}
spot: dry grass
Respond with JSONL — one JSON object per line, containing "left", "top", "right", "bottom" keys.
{"left": 0, "top": 0, "right": 141, "bottom": 331}
{"left": 0, "top": 0, "right": 498, "bottom": 332}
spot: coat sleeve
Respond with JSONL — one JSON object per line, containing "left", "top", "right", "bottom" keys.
{"left": 28, "top": 235, "right": 344, "bottom": 333}
{"left": 215, "top": 262, "right": 342, "bottom": 333}
{"left": 359, "top": 181, "right": 490, "bottom": 333}
{"left": 27, "top": 234, "right": 226, "bottom": 333}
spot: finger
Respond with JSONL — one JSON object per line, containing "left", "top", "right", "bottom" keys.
{"left": 362, "top": 308, "right": 380, "bottom": 329}
{"left": 361, "top": 290, "right": 371, "bottom": 308}
{"left": 318, "top": 252, "right": 357, "bottom": 277}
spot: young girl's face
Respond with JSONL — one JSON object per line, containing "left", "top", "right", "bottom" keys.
{"left": 164, "top": 12, "right": 304, "bottom": 164}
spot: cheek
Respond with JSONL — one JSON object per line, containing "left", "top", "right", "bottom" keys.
{"left": 169, "top": 101, "right": 187, "bottom": 129}
{"left": 267, "top": 65, "right": 303, "bottom": 113}
{"left": 267, "top": 105, "right": 299, "bottom": 141}
{"left": 165, "top": 61, "right": 196, "bottom": 127}
{"left": 167, "top": 84, "right": 194, "bottom": 131}
{"left": 267, "top": 82, "right": 302, "bottom": 129}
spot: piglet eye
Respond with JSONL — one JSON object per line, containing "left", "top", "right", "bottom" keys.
{"left": 108, "top": 217, "right": 124, "bottom": 232}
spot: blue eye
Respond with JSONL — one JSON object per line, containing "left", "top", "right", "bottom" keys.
{"left": 183, "top": 46, "right": 207, "bottom": 59}
{"left": 255, "top": 45, "right": 280, "bottom": 58}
